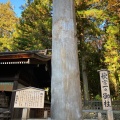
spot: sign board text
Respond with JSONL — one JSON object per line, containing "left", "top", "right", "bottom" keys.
{"left": 14, "top": 87, "right": 45, "bottom": 108}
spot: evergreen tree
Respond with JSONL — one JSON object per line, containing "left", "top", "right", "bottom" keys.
{"left": 100, "top": 0, "right": 120, "bottom": 99}
{"left": 75, "top": 0, "right": 106, "bottom": 99}
{"left": 0, "top": 1, "right": 18, "bottom": 51}
{"left": 14, "top": 0, "right": 52, "bottom": 51}
{"left": 12, "top": 0, "right": 120, "bottom": 99}
{"left": 76, "top": 0, "right": 120, "bottom": 99}
{"left": 102, "top": 24, "right": 120, "bottom": 99}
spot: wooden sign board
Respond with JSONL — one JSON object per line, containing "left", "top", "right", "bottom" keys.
{"left": 99, "top": 70, "right": 112, "bottom": 110}
{"left": 14, "top": 87, "right": 45, "bottom": 108}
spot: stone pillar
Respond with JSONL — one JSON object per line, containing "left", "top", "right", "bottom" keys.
{"left": 51, "top": 0, "right": 83, "bottom": 119}
{"left": 107, "top": 110, "right": 114, "bottom": 120}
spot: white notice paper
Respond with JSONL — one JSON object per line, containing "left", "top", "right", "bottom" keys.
{"left": 14, "top": 87, "right": 45, "bottom": 108}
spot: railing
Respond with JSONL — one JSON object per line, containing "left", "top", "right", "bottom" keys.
{"left": 0, "top": 110, "right": 11, "bottom": 120}
{"left": 82, "top": 100, "right": 120, "bottom": 119}
{"left": 82, "top": 110, "right": 120, "bottom": 120}
{"left": 1, "top": 100, "right": 119, "bottom": 120}
{"left": 83, "top": 100, "right": 120, "bottom": 110}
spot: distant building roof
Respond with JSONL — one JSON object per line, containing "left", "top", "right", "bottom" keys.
{"left": 0, "top": 50, "right": 51, "bottom": 64}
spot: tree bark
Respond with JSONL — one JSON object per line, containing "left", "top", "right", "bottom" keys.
{"left": 51, "top": 0, "right": 83, "bottom": 119}
{"left": 82, "top": 56, "right": 89, "bottom": 103}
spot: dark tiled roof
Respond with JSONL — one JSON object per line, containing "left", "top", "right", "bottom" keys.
{"left": 0, "top": 50, "right": 51, "bottom": 64}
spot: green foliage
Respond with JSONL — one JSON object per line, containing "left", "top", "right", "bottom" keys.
{"left": 95, "top": 94, "right": 102, "bottom": 100}
{"left": 0, "top": 1, "right": 18, "bottom": 51}
{"left": 103, "top": 25, "right": 120, "bottom": 97}
{"left": 106, "top": 26, "right": 119, "bottom": 35}
{"left": 14, "top": 0, "right": 52, "bottom": 51}
{"left": 76, "top": 0, "right": 120, "bottom": 99}
{"left": 0, "top": 0, "right": 119, "bottom": 100}
{"left": 76, "top": 0, "right": 104, "bottom": 98}
{"left": 100, "top": 0, "right": 120, "bottom": 98}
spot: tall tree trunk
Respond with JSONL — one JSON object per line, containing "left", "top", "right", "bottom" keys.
{"left": 51, "top": 0, "right": 83, "bottom": 119}
{"left": 82, "top": 56, "right": 89, "bottom": 103}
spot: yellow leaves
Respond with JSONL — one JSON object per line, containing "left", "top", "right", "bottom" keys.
{"left": 75, "top": 0, "right": 100, "bottom": 5}
{"left": 0, "top": 37, "right": 13, "bottom": 51}
{"left": 0, "top": 2, "right": 18, "bottom": 32}
{"left": 103, "top": 29, "right": 120, "bottom": 93}
{"left": 0, "top": 1, "right": 18, "bottom": 51}
{"left": 77, "top": 9, "right": 104, "bottom": 20}
{"left": 107, "top": 0, "right": 120, "bottom": 17}
{"left": 94, "top": 0, "right": 100, "bottom": 2}
{"left": 84, "top": 9, "right": 104, "bottom": 19}
{"left": 13, "top": 0, "right": 52, "bottom": 50}
{"left": 107, "top": 0, "right": 118, "bottom": 8}
{"left": 106, "top": 26, "right": 119, "bottom": 35}
{"left": 42, "top": 0, "right": 50, "bottom": 6}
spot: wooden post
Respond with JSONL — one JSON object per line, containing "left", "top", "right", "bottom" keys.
{"left": 44, "top": 110, "right": 48, "bottom": 118}
{"left": 51, "top": 0, "right": 83, "bottom": 119}
{"left": 22, "top": 108, "right": 30, "bottom": 120}
{"left": 98, "top": 69, "right": 114, "bottom": 120}
{"left": 10, "top": 80, "right": 18, "bottom": 119}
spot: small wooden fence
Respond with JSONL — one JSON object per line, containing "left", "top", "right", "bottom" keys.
{"left": 83, "top": 100, "right": 120, "bottom": 110}
{"left": 83, "top": 100, "right": 120, "bottom": 120}
{"left": 0, "top": 100, "right": 120, "bottom": 120}
{"left": 82, "top": 110, "right": 120, "bottom": 120}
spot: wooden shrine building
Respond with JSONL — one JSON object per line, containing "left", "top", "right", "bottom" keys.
{"left": 0, "top": 50, "right": 51, "bottom": 119}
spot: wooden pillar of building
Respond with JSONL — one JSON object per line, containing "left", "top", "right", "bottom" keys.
{"left": 10, "top": 80, "right": 18, "bottom": 119}
{"left": 51, "top": 0, "right": 83, "bottom": 119}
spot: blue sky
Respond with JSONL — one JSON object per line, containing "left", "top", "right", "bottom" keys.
{"left": 0, "top": 0, "right": 26, "bottom": 17}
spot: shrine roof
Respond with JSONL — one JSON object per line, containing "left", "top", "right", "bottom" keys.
{"left": 0, "top": 50, "right": 51, "bottom": 64}
{"left": 13, "top": 86, "right": 45, "bottom": 91}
